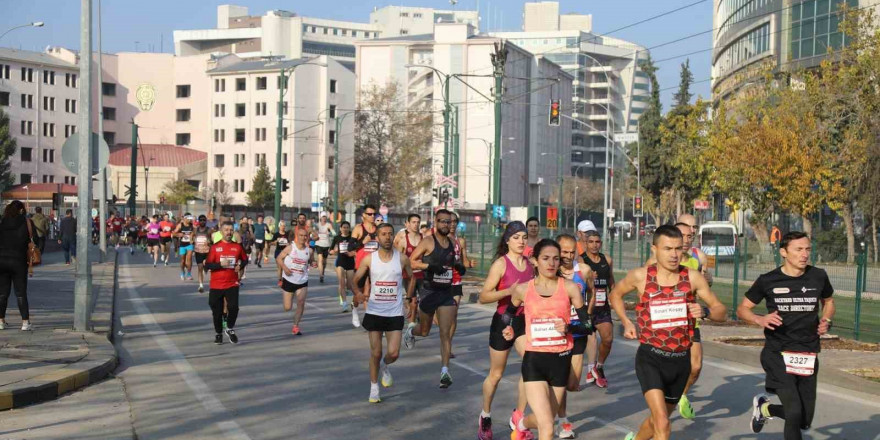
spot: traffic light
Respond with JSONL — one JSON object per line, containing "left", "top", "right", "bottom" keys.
{"left": 634, "top": 196, "right": 643, "bottom": 218}
{"left": 440, "top": 188, "right": 450, "bottom": 206}
{"left": 281, "top": 179, "right": 290, "bottom": 192}
{"left": 549, "top": 99, "right": 560, "bottom": 127}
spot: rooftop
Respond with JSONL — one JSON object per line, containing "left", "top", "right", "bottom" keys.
{"left": 0, "top": 47, "right": 76, "bottom": 69}
{"left": 109, "top": 144, "right": 207, "bottom": 168}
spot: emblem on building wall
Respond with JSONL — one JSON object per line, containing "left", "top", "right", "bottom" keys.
{"left": 136, "top": 83, "right": 156, "bottom": 111}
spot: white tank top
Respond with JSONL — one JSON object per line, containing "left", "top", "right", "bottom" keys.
{"left": 367, "top": 249, "right": 404, "bottom": 317}
{"left": 282, "top": 244, "right": 311, "bottom": 285}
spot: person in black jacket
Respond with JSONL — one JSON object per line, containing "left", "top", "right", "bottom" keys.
{"left": 0, "top": 200, "right": 33, "bottom": 331}
{"left": 58, "top": 209, "right": 77, "bottom": 264}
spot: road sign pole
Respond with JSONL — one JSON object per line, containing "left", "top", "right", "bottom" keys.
{"left": 96, "top": 0, "right": 106, "bottom": 262}
{"left": 74, "top": 0, "right": 93, "bottom": 332}
{"left": 129, "top": 123, "right": 138, "bottom": 216}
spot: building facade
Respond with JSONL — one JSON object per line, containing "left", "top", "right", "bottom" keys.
{"left": 355, "top": 22, "right": 573, "bottom": 209}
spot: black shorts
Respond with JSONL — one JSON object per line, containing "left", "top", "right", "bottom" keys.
{"left": 195, "top": 252, "right": 209, "bottom": 266}
{"left": 362, "top": 314, "right": 405, "bottom": 333}
{"left": 635, "top": 344, "right": 691, "bottom": 404}
{"left": 126, "top": 232, "right": 138, "bottom": 239}
{"left": 281, "top": 279, "right": 308, "bottom": 294}
{"left": 452, "top": 284, "right": 463, "bottom": 300}
{"left": 418, "top": 287, "right": 456, "bottom": 314}
{"left": 254, "top": 241, "right": 265, "bottom": 250}
{"left": 336, "top": 256, "right": 355, "bottom": 271}
{"left": 489, "top": 312, "right": 526, "bottom": 351}
{"left": 315, "top": 246, "right": 330, "bottom": 258}
{"left": 760, "top": 346, "right": 820, "bottom": 393}
{"left": 692, "top": 327, "right": 702, "bottom": 343}
{"left": 592, "top": 308, "right": 613, "bottom": 325}
{"left": 147, "top": 238, "right": 160, "bottom": 247}
{"left": 161, "top": 237, "right": 172, "bottom": 244}
{"left": 572, "top": 336, "right": 587, "bottom": 355}
{"left": 522, "top": 350, "right": 572, "bottom": 387}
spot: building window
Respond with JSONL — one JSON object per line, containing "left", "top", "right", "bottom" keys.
{"left": 65, "top": 98, "right": 77, "bottom": 113}
{"left": 176, "top": 109, "right": 191, "bottom": 122}
{"left": 42, "top": 122, "right": 56, "bottom": 137}
{"left": 20, "top": 147, "right": 32, "bottom": 162}
{"left": 329, "top": 130, "right": 336, "bottom": 144}
{"left": 256, "top": 76, "right": 267, "bottom": 90}
{"left": 64, "top": 176, "right": 76, "bottom": 185}
{"left": 283, "top": 101, "right": 288, "bottom": 115}
{"left": 254, "top": 153, "right": 266, "bottom": 166}
{"left": 400, "top": 12, "right": 409, "bottom": 17}
{"left": 42, "top": 96, "right": 56, "bottom": 111}
{"left": 235, "top": 78, "right": 246, "bottom": 91}
{"left": 215, "top": 78, "right": 226, "bottom": 92}
{"left": 42, "top": 175, "right": 55, "bottom": 183}
{"left": 234, "top": 153, "right": 246, "bottom": 167}
{"left": 341, "top": 29, "right": 347, "bottom": 36}
{"left": 214, "top": 154, "right": 225, "bottom": 168}
{"left": 311, "top": 26, "right": 317, "bottom": 33}
{"left": 330, "top": 79, "right": 337, "bottom": 94}
{"left": 323, "top": 27, "right": 328, "bottom": 34}
{"left": 176, "top": 133, "right": 191, "bottom": 145}
{"left": 414, "top": 12, "right": 422, "bottom": 18}
{"left": 20, "top": 94, "right": 33, "bottom": 109}
{"left": 215, "top": 103, "right": 226, "bottom": 117}
{"left": 0, "top": 63, "right": 9, "bottom": 79}
{"left": 329, "top": 105, "right": 336, "bottom": 119}
{"left": 103, "top": 131, "right": 115, "bottom": 145}
{"left": 400, "top": 29, "right": 409, "bottom": 35}
{"left": 65, "top": 73, "right": 77, "bottom": 87}
{"left": 235, "top": 103, "right": 246, "bottom": 117}
{"left": 102, "top": 82, "right": 116, "bottom": 96}
{"left": 21, "top": 67, "right": 33, "bottom": 82}
{"left": 255, "top": 102, "right": 267, "bottom": 116}
{"left": 176, "top": 85, "right": 191, "bottom": 98}
{"left": 42, "top": 148, "right": 55, "bottom": 163}
{"left": 64, "top": 124, "right": 77, "bottom": 138}
{"left": 20, "top": 174, "right": 32, "bottom": 184}
{"left": 235, "top": 129, "right": 245, "bottom": 142}
{"left": 103, "top": 106, "right": 116, "bottom": 120}
{"left": 20, "top": 120, "right": 33, "bottom": 135}
{"left": 283, "top": 153, "right": 288, "bottom": 166}
{"left": 0, "top": 92, "right": 8, "bottom": 106}
{"left": 283, "top": 127, "right": 288, "bottom": 139}
{"left": 352, "top": 30, "right": 358, "bottom": 37}
{"left": 234, "top": 179, "right": 246, "bottom": 192}
{"left": 42, "top": 70, "right": 56, "bottom": 85}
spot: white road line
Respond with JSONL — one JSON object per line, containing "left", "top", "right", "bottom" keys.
{"left": 120, "top": 264, "right": 253, "bottom": 440}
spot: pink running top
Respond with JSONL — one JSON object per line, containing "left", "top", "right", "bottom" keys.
{"left": 495, "top": 254, "right": 535, "bottom": 315}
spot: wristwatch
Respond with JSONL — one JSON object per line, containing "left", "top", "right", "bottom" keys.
{"left": 701, "top": 306, "right": 711, "bottom": 320}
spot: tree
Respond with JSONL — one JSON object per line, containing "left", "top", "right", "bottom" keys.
{"left": 672, "top": 59, "right": 693, "bottom": 110}
{"left": 246, "top": 164, "right": 274, "bottom": 209}
{"left": 637, "top": 55, "right": 672, "bottom": 224}
{"left": 211, "top": 169, "right": 234, "bottom": 214}
{"left": 353, "top": 81, "right": 433, "bottom": 207}
{"left": 163, "top": 179, "right": 198, "bottom": 206}
{"left": 0, "top": 108, "right": 18, "bottom": 191}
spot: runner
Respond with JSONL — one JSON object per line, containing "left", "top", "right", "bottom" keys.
{"left": 193, "top": 215, "right": 213, "bottom": 293}
{"left": 476, "top": 221, "right": 533, "bottom": 440}
{"left": 351, "top": 223, "right": 415, "bottom": 403}
{"left": 315, "top": 215, "right": 335, "bottom": 283}
{"left": 276, "top": 226, "right": 316, "bottom": 335}
{"left": 108, "top": 212, "right": 124, "bottom": 249}
{"left": 581, "top": 226, "right": 614, "bottom": 388}
{"left": 404, "top": 209, "right": 463, "bottom": 388}
{"left": 237, "top": 216, "right": 253, "bottom": 280}
{"left": 524, "top": 217, "right": 540, "bottom": 256}
{"left": 252, "top": 215, "right": 267, "bottom": 269}
{"left": 608, "top": 225, "right": 726, "bottom": 440}
{"left": 741, "top": 232, "right": 835, "bottom": 440}
{"left": 331, "top": 221, "right": 359, "bottom": 312}
{"left": 263, "top": 216, "right": 276, "bottom": 265}
{"left": 174, "top": 214, "right": 195, "bottom": 281}
{"left": 575, "top": 220, "right": 597, "bottom": 257}
{"left": 394, "top": 214, "right": 423, "bottom": 327}
{"left": 204, "top": 221, "right": 248, "bottom": 345}
{"left": 502, "top": 238, "right": 591, "bottom": 440}
{"left": 273, "top": 221, "right": 290, "bottom": 287}
{"left": 554, "top": 234, "right": 594, "bottom": 439}
{"left": 159, "top": 213, "right": 175, "bottom": 265}
{"left": 146, "top": 215, "right": 161, "bottom": 267}
{"left": 419, "top": 224, "right": 430, "bottom": 237}
{"left": 351, "top": 204, "right": 380, "bottom": 328}
{"left": 138, "top": 216, "right": 149, "bottom": 252}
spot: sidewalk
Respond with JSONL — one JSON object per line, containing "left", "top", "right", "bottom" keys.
{"left": 0, "top": 245, "right": 118, "bottom": 410}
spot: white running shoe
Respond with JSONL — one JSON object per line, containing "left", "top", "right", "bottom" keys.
{"left": 351, "top": 307, "right": 361, "bottom": 328}
{"left": 342, "top": 301, "right": 351, "bottom": 313}
{"left": 0, "top": 320, "right": 6, "bottom": 330}
{"left": 403, "top": 322, "right": 416, "bottom": 349}
{"left": 161, "top": 254, "right": 166, "bottom": 262}
{"left": 369, "top": 384, "right": 381, "bottom": 403}
{"left": 381, "top": 366, "right": 393, "bottom": 388}
{"left": 21, "top": 322, "right": 33, "bottom": 331}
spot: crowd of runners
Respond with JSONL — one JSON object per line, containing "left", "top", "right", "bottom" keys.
{"left": 115, "top": 204, "right": 834, "bottom": 440}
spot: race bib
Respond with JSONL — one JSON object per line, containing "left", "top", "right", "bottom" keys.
{"left": 163, "top": 227, "right": 171, "bottom": 232}
{"left": 181, "top": 233, "right": 192, "bottom": 243}
{"left": 373, "top": 281, "right": 399, "bottom": 302}
{"left": 570, "top": 305, "right": 579, "bottom": 321}
{"left": 649, "top": 297, "right": 689, "bottom": 329}
{"left": 150, "top": 228, "right": 159, "bottom": 235}
{"left": 781, "top": 351, "right": 816, "bottom": 376}
{"left": 195, "top": 236, "right": 208, "bottom": 245}
{"left": 255, "top": 239, "right": 264, "bottom": 244}
{"left": 433, "top": 268, "right": 452, "bottom": 284}
{"left": 220, "top": 256, "right": 237, "bottom": 267}
{"left": 529, "top": 317, "right": 567, "bottom": 347}
{"left": 288, "top": 258, "right": 308, "bottom": 274}
{"left": 278, "top": 238, "right": 288, "bottom": 246}
{"left": 364, "top": 241, "right": 379, "bottom": 252}
{"left": 595, "top": 288, "right": 607, "bottom": 307}
{"left": 129, "top": 227, "right": 138, "bottom": 232}
{"left": 339, "top": 242, "right": 349, "bottom": 253}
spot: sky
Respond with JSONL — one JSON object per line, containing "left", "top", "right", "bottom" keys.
{"left": 2, "top": 0, "right": 714, "bottom": 110}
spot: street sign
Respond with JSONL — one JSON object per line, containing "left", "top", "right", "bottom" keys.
{"left": 63, "top": 196, "right": 78, "bottom": 203}
{"left": 694, "top": 200, "right": 711, "bottom": 210}
{"left": 546, "top": 206, "right": 558, "bottom": 229}
{"left": 492, "top": 205, "right": 506, "bottom": 219}
{"left": 475, "top": 215, "right": 481, "bottom": 224}
{"left": 613, "top": 132, "right": 639, "bottom": 143}
{"left": 606, "top": 208, "right": 616, "bottom": 219}
{"left": 436, "top": 174, "right": 458, "bottom": 188}
{"left": 61, "top": 133, "right": 110, "bottom": 175}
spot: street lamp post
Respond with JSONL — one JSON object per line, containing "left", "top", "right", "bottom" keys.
{"left": 0, "top": 21, "right": 44, "bottom": 42}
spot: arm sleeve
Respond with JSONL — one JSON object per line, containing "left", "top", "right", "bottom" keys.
{"left": 501, "top": 302, "right": 518, "bottom": 325}
{"left": 821, "top": 270, "right": 834, "bottom": 299}
{"left": 744, "top": 275, "right": 765, "bottom": 304}
{"left": 238, "top": 245, "right": 249, "bottom": 269}
{"left": 204, "top": 245, "right": 223, "bottom": 271}
{"left": 571, "top": 305, "right": 592, "bottom": 334}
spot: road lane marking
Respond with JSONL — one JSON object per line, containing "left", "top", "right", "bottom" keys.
{"left": 120, "top": 263, "right": 252, "bottom": 440}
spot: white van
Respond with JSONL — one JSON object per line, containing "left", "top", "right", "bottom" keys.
{"left": 699, "top": 221, "right": 738, "bottom": 258}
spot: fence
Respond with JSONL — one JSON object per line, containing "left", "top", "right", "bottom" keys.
{"left": 458, "top": 226, "right": 880, "bottom": 343}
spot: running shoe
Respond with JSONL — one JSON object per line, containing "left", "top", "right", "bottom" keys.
{"left": 403, "top": 322, "right": 416, "bottom": 349}
{"left": 21, "top": 322, "right": 32, "bottom": 331}
{"left": 164, "top": 261, "right": 169, "bottom": 267}
{"left": 180, "top": 272, "right": 185, "bottom": 280}
{"left": 369, "top": 385, "right": 381, "bottom": 403}
{"left": 750, "top": 394, "right": 770, "bottom": 433}
{"left": 678, "top": 395, "right": 695, "bottom": 420}
{"left": 585, "top": 366, "right": 596, "bottom": 385}
{"left": 351, "top": 307, "right": 361, "bottom": 328}
{"left": 320, "top": 275, "right": 324, "bottom": 283}
{"left": 0, "top": 320, "right": 5, "bottom": 330}
{"left": 222, "top": 317, "right": 228, "bottom": 330}
{"left": 187, "top": 272, "right": 194, "bottom": 281}
{"left": 161, "top": 255, "right": 166, "bottom": 262}
{"left": 510, "top": 409, "right": 535, "bottom": 440}
{"left": 225, "top": 329, "right": 239, "bottom": 344}
{"left": 477, "top": 414, "right": 493, "bottom": 440}
{"left": 439, "top": 370, "right": 453, "bottom": 388}
{"left": 153, "top": 262, "right": 157, "bottom": 268}
{"left": 339, "top": 297, "right": 345, "bottom": 306}
{"left": 198, "top": 284, "right": 204, "bottom": 293}
{"left": 556, "top": 419, "right": 575, "bottom": 439}
{"left": 595, "top": 365, "right": 608, "bottom": 388}
{"left": 214, "top": 334, "right": 223, "bottom": 345}
{"left": 381, "top": 366, "right": 393, "bottom": 388}
{"left": 342, "top": 301, "right": 351, "bottom": 313}
{"left": 130, "top": 248, "right": 134, "bottom": 255}
{"left": 292, "top": 325, "right": 302, "bottom": 335}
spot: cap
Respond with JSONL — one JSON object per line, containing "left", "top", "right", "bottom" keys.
{"left": 577, "top": 220, "right": 597, "bottom": 232}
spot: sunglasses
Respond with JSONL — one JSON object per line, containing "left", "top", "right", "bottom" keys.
{"left": 364, "top": 212, "right": 376, "bottom": 216}
{"left": 437, "top": 219, "right": 452, "bottom": 224}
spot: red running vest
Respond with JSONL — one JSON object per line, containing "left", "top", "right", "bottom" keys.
{"left": 636, "top": 264, "right": 695, "bottom": 352}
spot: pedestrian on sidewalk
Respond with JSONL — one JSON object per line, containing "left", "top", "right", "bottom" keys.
{"left": 0, "top": 200, "right": 33, "bottom": 331}
{"left": 58, "top": 209, "right": 77, "bottom": 265}
{"left": 31, "top": 207, "right": 49, "bottom": 254}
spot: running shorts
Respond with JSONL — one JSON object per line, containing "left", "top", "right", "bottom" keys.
{"left": 418, "top": 287, "right": 456, "bottom": 314}
{"left": 336, "top": 255, "right": 355, "bottom": 271}
{"left": 522, "top": 350, "right": 572, "bottom": 387}
{"left": 274, "top": 246, "right": 287, "bottom": 260}
{"left": 572, "top": 336, "right": 587, "bottom": 355}
{"left": 281, "top": 279, "right": 308, "bottom": 294}
{"left": 147, "top": 238, "right": 160, "bottom": 247}
{"left": 635, "top": 344, "right": 691, "bottom": 404}
{"left": 194, "top": 252, "right": 209, "bottom": 266}
{"left": 315, "top": 245, "right": 330, "bottom": 258}
{"left": 362, "top": 314, "right": 404, "bottom": 333}
{"left": 452, "top": 284, "right": 463, "bottom": 300}
{"left": 489, "top": 312, "right": 526, "bottom": 352}
{"left": 127, "top": 231, "right": 138, "bottom": 239}
{"left": 254, "top": 241, "right": 265, "bottom": 250}
{"left": 692, "top": 327, "right": 702, "bottom": 343}
{"left": 161, "top": 237, "right": 172, "bottom": 244}
{"left": 760, "top": 346, "right": 820, "bottom": 393}
{"left": 178, "top": 244, "right": 194, "bottom": 256}
{"left": 592, "top": 308, "right": 613, "bottom": 325}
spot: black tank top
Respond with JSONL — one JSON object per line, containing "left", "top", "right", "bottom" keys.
{"left": 180, "top": 224, "right": 194, "bottom": 243}
{"left": 583, "top": 252, "right": 612, "bottom": 311}
{"left": 423, "top": 234, "right": 455, "bottom": 291}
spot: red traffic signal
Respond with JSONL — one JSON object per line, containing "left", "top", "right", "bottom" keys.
{"left": 549, "top": 100, "right": 560, "bottom": 127}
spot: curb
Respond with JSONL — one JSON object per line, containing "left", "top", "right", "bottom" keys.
{"left": 0, "top": 253, "right": 120, "bottom": 411}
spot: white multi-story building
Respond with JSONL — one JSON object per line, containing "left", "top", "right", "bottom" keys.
{"left": 494, "top": 1, "right": 650, "bottom": 181}
{"left": 205, "top": 54, "right": 355, "bottom": 208}
{"left": 355, "top": 22, "right": 573, "bottom": 209}
{"left": 174, "top": 4, "right": 478, "bottom": 69}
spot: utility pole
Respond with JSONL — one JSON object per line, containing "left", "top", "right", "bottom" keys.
{"left": 490, "top": 41, "right": 507, "bottom": 207}
{"left": 129, "top": 123, "right": 138, "bottom": 215}
{"left": 557, "top": 153, "right": 563, "bottom": 230}
{"left": 274, "top": 67, "right": 286, "bottom": 222}
{"left": 75, "top": 0, "right": 93, "bottom": 332}
{"left": 452, "top": 105, "right": 460, "bottom": 199}
{"left": 96, "top": 0, "right": 106, "bottom": 262}
{"left": 443, "top": 78, "right": 451, "bottom": 177}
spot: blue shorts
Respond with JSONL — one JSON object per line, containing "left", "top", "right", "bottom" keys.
{"left": 178, "top": 244, "right": 194, "bottom": 255}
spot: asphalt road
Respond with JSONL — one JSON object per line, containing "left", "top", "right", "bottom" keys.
{"left": 3, "top": 249, "right": 879, "bottom": 440}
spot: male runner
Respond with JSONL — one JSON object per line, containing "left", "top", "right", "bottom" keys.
{"left": 582, "top": 227, "right": 614, "bottom": 388}
{"left": 405, "top": 209, "right": 464, "bottom": 388}
{"left": 108, "top": 212, "right": 124, "bottom": 248}
{"left": 252, "top": 215, "right": 267, "bottom": 269}
{"left": 576, "top": 220, "right": 597, "bottom": 256}
{"left": 193, "top": 215, "right": 213, "bottom": 293}
{"left": 609, "top": 225, "right": 726, "bottom": 440}
{"left": 204, "top": 221, "right": 248, "bottom": 345}
{"left": 394, "top": 214, "right": 423, "bottom": 326}
{"left": 352, "top": 223, "right": 415, "bottom": 403}
{"left": 315, "top": 215, "right": 335, "bottom": 283}
{"left": 741, "top": 232, "right": 835, "bottom": 440}
{"left": 125, "top": 216, "right": 139, "bottom": 254}
{"left": 276, "top": 227, "right": 316, "bottom": 335}
{"left": 159, "top": 214, "right": 175, "bottom": 265}
{"left": 351, "top": 204, "right": 380, "bottom": 327}
{"left": 174, "top": 214, "right": 195, "bottom": 280}
{"left": 524, "top": 216, "right": 540, "bottom": 256}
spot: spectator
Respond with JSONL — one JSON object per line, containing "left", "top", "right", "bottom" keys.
{"left": 0, "top": 200, "right": 33, "bottom": 331}
{"left": 31, "top": 207, "right": 49, "bottom": 253}
{"left": 59, "top": 209, "right": 77, "bottom": 265}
